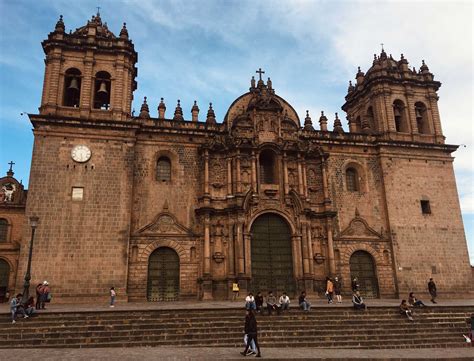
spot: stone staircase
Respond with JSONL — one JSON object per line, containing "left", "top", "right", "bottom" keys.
{"left": 1, "top": 306, "right": 472, "bottom": 349}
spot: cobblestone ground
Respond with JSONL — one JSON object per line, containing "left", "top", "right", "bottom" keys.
{"left": 1, "top": 347, "right": 473, "bottom": 360}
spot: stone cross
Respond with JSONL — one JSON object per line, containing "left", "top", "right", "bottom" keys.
{"left": 256, "top": 68, "right": 265, "bottom": 81}
{"left": 8, "top": 161, "right": 15, "bottom": 172}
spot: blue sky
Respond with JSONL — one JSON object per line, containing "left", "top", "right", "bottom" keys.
{"left": 0, "top": 0, "right": 473, "bottom": 264}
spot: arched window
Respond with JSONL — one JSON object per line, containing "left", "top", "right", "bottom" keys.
{"left": 156, "top": 157, "right": 171, "bottom": 182}
{"left": 415, "top": 102, "right": 431, "bottom": 134}
{"left": 346, "top": 167, "right": 359, "bottom": 192}
{"left": 93, "top": 71, "right": 111, "bottom": 110}
{"left": 366, "top": 107, "right": 375, "bottom": 131}
{"left": 393, "top": 100, "right": 409, "bottom": 132}
{"left": 259, "top": 150, "right": 277, "bottom": 184}
{"left": 63, "top": 68, "right": 81, "bottom": 107}
{"left": 0, "top": 219, "right": 8, "bottom": 243}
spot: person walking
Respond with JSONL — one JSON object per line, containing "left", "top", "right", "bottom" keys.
{"left": 334, "top": 277, "right": 342, "bottom": 303}
{"left": 110, "top": 287, "right": 116, "bottom": 307}
{"left": 325, "top": 277, "right": 334, "bottom": 304}
{"left": 240, "top": 310, "right": 261, "bottom": 357}
{"left": 428, "top": 278, "right": 437, "bottom": 304}
{"left": 351, "top": 277, "right": 359, "bottom": 293}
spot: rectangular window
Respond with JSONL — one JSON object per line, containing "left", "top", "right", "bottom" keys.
{"left": 72, "top": 187, "right": 84, "bottom": 201}
{"left": 420, "top": 200, "right": 431, "bottom": 214}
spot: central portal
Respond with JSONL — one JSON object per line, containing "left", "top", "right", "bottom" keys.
{"left": 250, "top": 213, "right": 295, "bottom": 295}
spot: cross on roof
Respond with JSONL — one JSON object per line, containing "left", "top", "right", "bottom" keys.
{"left": 8, "top": 161, "right": 15, "bottom": 172}
{"left": 96, "top": 6, "right": 101, "bottom": 15}
{"left": 256, "top": 68, "right": 265, "bottom": 81}
{"left": 381, "top": 43, "right": 384, "bottom": 51}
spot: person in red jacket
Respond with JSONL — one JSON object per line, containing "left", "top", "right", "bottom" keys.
{"left": 240, "top": 309, "right": 261, "bottom": 357}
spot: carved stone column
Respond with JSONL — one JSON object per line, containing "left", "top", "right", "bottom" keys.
{"left": 326, "top": 217, "right": 336, "bottom": 276}
{"left": 302, "top": 160, "right": 308, "bottom": 198}
{"left": 251, "top": 151, "right": 257, "bottom": 192}
{"left": 236, "top": 222, "right": 245, "bottom": 276}
{"left": 292, "top": 234, "right": 303, "bottom": 279}
{"left": 306, "top": 223, "right": 314, "bottom": 276}
{"left": 202, "top": 213, "right": 213, "bottom": 300}
{"left": 204, "top": 149, "right": 210, "bottom": 195}
{"left": 283, "top": 152, "right": 289, "bottom": 195}
{"left": 321, "top": 158, "right": 330, "bottom": 203}
{"left": 301, "top": 223, "right": 310, "bottom": 276}
{"left": 297, "top": 154, "right": 304, "bottom": 195}
{"left": 227, "top": 157, "right": 232, "bottom": 196}
{"left": 236, "top": 151, "right": 242, "bottom": 194}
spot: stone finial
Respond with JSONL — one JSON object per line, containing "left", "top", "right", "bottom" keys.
{"left": 267, "top": 77, "right": 272, "bottom": 90}
{"left": 333, "top": 112, "right": 344, "bottom": 133}
{"left": 139, "top": 96, "right": 150, "bottom": 119}
{"left": 356, "top": 66, "right": 365, "bottom": 85}
{"left": 206, "top": 103, "right": 216, "bottom": 125}
{"left": 158, "top": 97, "right": 166, "bottom": 119}
{"left": 250, "top": 76, "right": 256, "bottom": 89}
{"left": 120, "top": 22, "right": 129, "bottom": 39}
{"left": 347, "top": 80, "right": 355, "bottom": 93}
{"left": 191, "top": 100, "right": 199, "bottom": 122}
{"left": 304, "top": 110, "right": 314, "bottom": 131}
{"left": 55, "top": 15, "right": 65, "bottom": 33}
{"left": 420, "top": 59, "right": 430, "bottom": 73}
{"left": 319, "top": 111, "right": 328, "bottom": 131}
{"left": 173, "top": 99, "right": 184, "bottom": 121}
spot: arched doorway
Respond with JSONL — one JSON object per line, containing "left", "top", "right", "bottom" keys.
{"left": 0, "top": 259, "right": 10, "bottom": 303}
{"left": 147, "top": 247, "right": 179, "bottom": 301}
{"left": 350, "top": 250, "right": 379, "bottom": 298}
{"left": 250, "top": 213, "right": 295, "bottom": 295}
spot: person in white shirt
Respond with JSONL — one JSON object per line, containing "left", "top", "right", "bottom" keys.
{"left": 279, "top": 292, "right": 290, "bottom": 312}
{"left": 245, "top": 292, "right": 256, "bottom": 310}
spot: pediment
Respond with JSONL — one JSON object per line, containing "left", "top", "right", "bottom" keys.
{"left": 338, "top": 216, "right": 382, "bottom": 240}
{"left": 136, "top": 212, "right": 195, "bottom": 237}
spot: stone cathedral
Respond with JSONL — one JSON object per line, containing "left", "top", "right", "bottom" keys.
{"left": 1, "top": 13, "right": 472, "bottom": 302}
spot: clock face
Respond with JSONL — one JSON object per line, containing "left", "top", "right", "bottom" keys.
{"left": 71, "top": 145, "right": 92, "bottom": 163}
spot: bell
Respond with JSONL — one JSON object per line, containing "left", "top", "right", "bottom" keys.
{"left": 68, "top": 77, "right": 79, "bottom": 91}
{"left": 415, "top": 107, "right": 422, "bottom": 118}
{"left": 97, "top": 81, "right": 108, "bottom": 95}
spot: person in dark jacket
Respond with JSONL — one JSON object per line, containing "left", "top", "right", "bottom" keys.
{"left": 334, "top": 276, "right": 342, "bottom": 303}
{"left": 428, "top": 278, "right": 437, "bottom": 304}
{"left": 255, "top": 292, "right": 264, "bottom": 313}
{"left": 240, "top": 309, "right": 261, "bottom": 357}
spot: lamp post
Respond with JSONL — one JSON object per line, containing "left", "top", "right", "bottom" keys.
{"left": 22, "top": 216, "right": 39, "bottom": 305}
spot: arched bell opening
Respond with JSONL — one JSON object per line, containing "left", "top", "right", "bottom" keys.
{"left": 63, "top": 68, "right": 82, "bottom": 107}
{"left": 93, "top": 71, "right": 111, "bottom": 110}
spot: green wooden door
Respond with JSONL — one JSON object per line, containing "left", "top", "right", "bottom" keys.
{"left": 147, "top": 247, "right": 180, "bottom": 301}
{"left": 0, "top": 259, "right": 9, "bottom": 302}
{"left": 350, "top": 251, "right": 379, "bottom": 298}
{"left": 250, "top": 214, "right": 295, "bottom": 295}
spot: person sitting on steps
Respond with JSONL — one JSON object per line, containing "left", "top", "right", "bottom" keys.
{"left": 298, "top": 291, "right": 311, "bottom": 311}
{"left": 266, "top": 291, "right": 278, "bottom": 315}
{"left": 245, "top": 292, "right": 256, "bottom": 310}
{"left": 408, "top": 292, "right": 425, "bottom": 307}
{"left": 279, "top": 292, "right": 290, "bottom": 312}
{"left": 352, "top": 291, "right": 367, "bottom": 311}
{"left": 400, "top": 299, "right": 414, "bottom": 321}
{"left": 255, "top": 292, "right": 264, "bottom": 314}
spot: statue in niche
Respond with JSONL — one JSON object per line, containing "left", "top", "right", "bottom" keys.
{"left": 1, "top": 183, "right": 16, "bottom": 203}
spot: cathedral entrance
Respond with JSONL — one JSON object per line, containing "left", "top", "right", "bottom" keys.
{"left": 0, "top": 259, "right": 9, "bottom": 303}
{"left": 147, "top": 247, "right": 179, "bottom": 301}
{"left": 350, "top": 250, "right": 379, "bottom": 298}
{"left": 249, "top": 213, "right": 295, "bottom": 295}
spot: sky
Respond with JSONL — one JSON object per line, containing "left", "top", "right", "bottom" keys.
{"left": 0, "top": 0, "right": 472, "bottom": 264}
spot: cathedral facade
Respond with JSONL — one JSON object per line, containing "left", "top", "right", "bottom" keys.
{"left": 5, "top": 13, "right": 472, "bottom": 302}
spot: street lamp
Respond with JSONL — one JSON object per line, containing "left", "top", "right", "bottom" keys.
{"left": 22, "top": 216, "right": 39, "bottom": 305}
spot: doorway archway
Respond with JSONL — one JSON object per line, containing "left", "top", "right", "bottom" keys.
{"left": 350, "top": 250, "right": 379, "bottom": 298}
{"left": 250, "top": 213, "right": 295, "bottom": 295}
{"left": 147, "top": 247, "right": 180, "bottom": 301}
{"left": 0, "top": 259, "right": 10, "bottom": 303}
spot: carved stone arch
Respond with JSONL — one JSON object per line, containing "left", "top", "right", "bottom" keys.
{"left": 140, "top": 240, "right": 187, "bottom": 263}
{"left": 0, "top": 256, "right": 16, "bottom": 272}
{"left": 341, "top": 244, "right": 383, "bottom": 265}
{"left": 288, "top": 189, "right": 304, "bottom": 215}
{"left": 246, "top": 209, "right": 296, "bottom": 235}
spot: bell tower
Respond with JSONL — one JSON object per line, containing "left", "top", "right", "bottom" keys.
{"left": 40, "top": 13, "right": 137, "bottom": 121}
{"left": 342, "top": 49, "right": 444, "bottom": 144}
